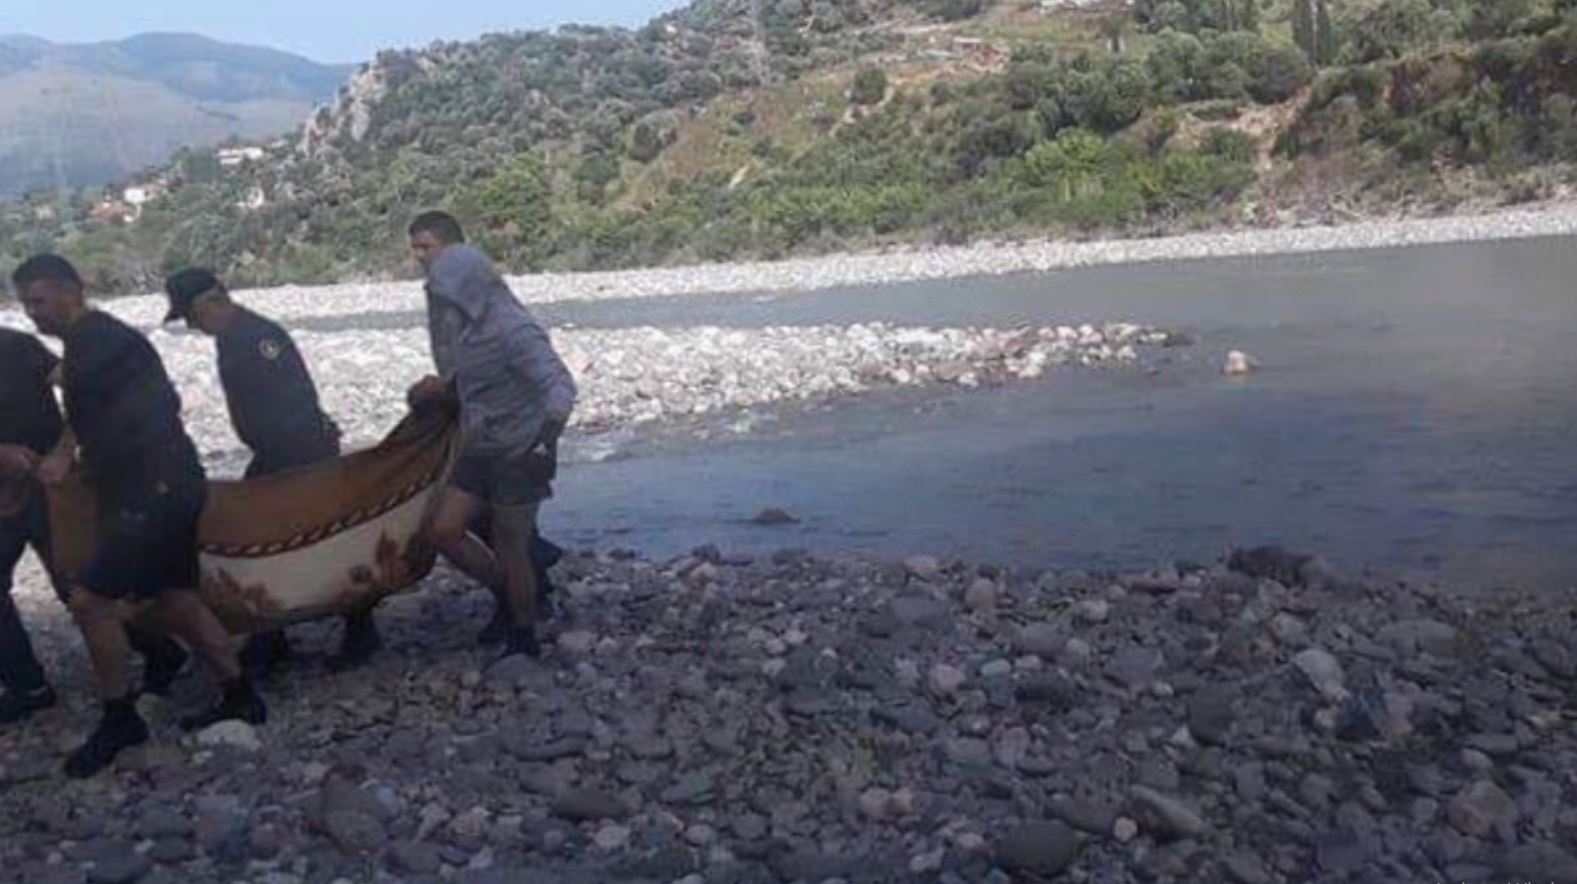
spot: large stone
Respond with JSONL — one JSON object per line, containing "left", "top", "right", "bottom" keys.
{"left": 1015, "top": 623, "right": 1062, "bottom": 658}
{"left": 324, "top": 811, "right": 387, "bottom": 855}
{"left": 134, "top": 808, "right": 190, "bottom": 841}
{"left": 928, "top": 663, "right": 967, "bottom": 697}
{"left": 552, "top": 789, "right": 631, "bottom": 822}
{"left": 904, "top": 556, "right": 942, "bottom": 580}
{"left": 83, "top": 841, "right": 150, "bottom": 884}
{"left": 1448, "top": 781, "right": 1518, "bottom": 840}
{"left": 194, "top": 720, "right": 261, "bottom": 752}
{"left": 1049, "top": 796, "right": 1118, "bottom": 836}
{"left": 751, "top": 508, "right": 799, "bottom": 526}
{"left": 1074, "top": 599, "right": 1110, "bottom": 625}
{"left": 994, "top": 822, "right": 1080, "bottom": 877}
{"left": 1016, "top": 672, "right": 1077, "bottom": 709}
{"left": 1106, "top": 646, "right": 1164, "bottom": 689}
{"left": 1293, "top": 649, "right": 1348, "bottom": 702}
{"left": 387, "top": 840, "right": 442, "bottom": 875}
{"left": 1497, "top": 842, "right": 1577, "bottom": 884}
{"left": 192, "top": 795, "right": 248, "bottom": 859}
{"left": 558, "top": 631, "right": 597, "bottom": 654}
{"left": 593, "top": 823, "right": 631, "bottom": 851}
{"left": 1187, "top": 686, "right": 1236, "bottom": 745}
{"left": 964, "top": 578, "right": 998, "bottom": 612}
{"left": 859, "top": 788, "right": 893, "bottom": 821}
{"left": 1130, "top": 786, "right": 1209, "bottom": 839}
{"left": 1223, "top": 851, "right": 1272, "bottom": 884}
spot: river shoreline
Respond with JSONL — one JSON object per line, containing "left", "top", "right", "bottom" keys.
{"left": 6, "top": 201, "right": 1577, "bottom": 328}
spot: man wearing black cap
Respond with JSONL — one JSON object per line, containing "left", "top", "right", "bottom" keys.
{"left": 14, "top": 254, "right": 265, "bottom": 778}
{"left": 164, "top": 268, "right": 381, "bottom": 673}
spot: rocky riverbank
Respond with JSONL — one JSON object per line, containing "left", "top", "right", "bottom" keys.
{"left": 6, "top": 201, "right": 1577, "bottom": 329}
{"left": 3, "top": 547, "right": 1575, "bottom": 884}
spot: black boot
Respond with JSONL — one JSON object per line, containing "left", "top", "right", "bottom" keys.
{"left": 326, "top": 612, "right": 382, "bottom": 673}
{"left": 64, "top": 696, "right": 148, "bottom": 779}
{"left": 0, "top": 683, "right": 57, "bottom": 725}
{"left": 138, "top": 640, "right": 190, "bottom": 698}
{"left": 240, "top": 630, "right": 291, "bottom": 679}
{"left": 533, "top": 533, "right": 562, "bottom": 618}
{"left": 180, "top": 678, "right": 267, "bottom": 732}
{"left": 504, "top": 624, "right": 541, "bottom": 660}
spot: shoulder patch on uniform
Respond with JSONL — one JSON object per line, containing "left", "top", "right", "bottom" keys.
{"left": 259, "top": 339, "right": 283, "bottom": 361}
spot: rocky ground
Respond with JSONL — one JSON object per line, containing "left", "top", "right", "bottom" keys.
{"left": 3, "top": 546, "right": 1576, "bottom": 884}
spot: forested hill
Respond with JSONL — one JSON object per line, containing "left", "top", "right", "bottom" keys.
{"left": 6, "top": 0, "right": 1577, "bottom": 294}
{"left": 0, "top": 33, "right": 351, "bottom": 198}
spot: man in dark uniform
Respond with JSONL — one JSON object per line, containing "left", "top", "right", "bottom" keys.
{"left": 14, "top": 254, "right": 265, "bottom": 778}
{"left": 163, "top": 268, "right": 380, "bottom": 672}
{"left": 1, "top": 327, "right": 188, "bottom": 726}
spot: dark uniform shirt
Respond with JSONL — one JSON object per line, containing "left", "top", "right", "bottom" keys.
{"left": 215, "top": 308, "right": 340, "bottom": 477}
{"left": 62, "top": 311, "right": 203, "bottom": 496}
{"left": 0, "top": 327, "right": 64, "bottom": 455}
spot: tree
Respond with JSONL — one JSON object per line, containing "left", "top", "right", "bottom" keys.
{"left": 465, "top": 154, "right": 553, "bottom": 244}
{"left": 1315, "top": 0, "right": 1339, "bottom": 66}
{"left": 1344, "top": 0, "right": 1446, "bottom": 63}
{"left": 1293, "top": 0, "right": 1318, "bottom": 62}
{"left": 630, "top": 121, "right": 666, "bottom": 163}
{"left": 1250, "top": 42, "right": 1314, "bottom": 103}
{"left": 925, "top": 0, "right": 985, "bottom": 22}
{"left": 852, "top": 67, "right": 888, "bottom": 106}
{"left": 1023, "top": 128, "right": 1108, "bottom": 202}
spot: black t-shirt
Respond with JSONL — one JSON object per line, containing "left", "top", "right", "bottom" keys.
{"left": 0, "top": 327, "right": 64, "bottom": 454}
{"left": 216, "top": 308, "right": 339, "bottom": 471}
{"left": 62, "top": 311, "right": 202, "bottom": 491}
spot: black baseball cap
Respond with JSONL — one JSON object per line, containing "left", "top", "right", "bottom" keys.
{"left": 164, "top": 268, "right": 223, "bottom": 322}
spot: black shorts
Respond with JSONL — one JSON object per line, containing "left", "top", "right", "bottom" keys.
{"left": 80, "top": 476, "right": 206, "bottom": 600}
{"left": 450, "top": 449, "right": 554, "bottom": 507}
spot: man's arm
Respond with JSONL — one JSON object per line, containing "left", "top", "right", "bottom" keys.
{"left": 0, "top": 444, "right": 39, "bottom": 477}
{"left": 506, "top": 325, "right": 577, "bottom": 440}
{"left": 35, "top": 427, "right": 76, "bottom": 485}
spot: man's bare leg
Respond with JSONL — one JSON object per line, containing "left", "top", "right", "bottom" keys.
{"left": 152, "top": 590, "right": 240, "bottom": 682}
{"left": 427, "top": 487, "right": 521, "bottom": 643}
{"left": 62, "top": 588, "right": 148, "bottom": 778}
{"left": 66, "top": 589, "right": 133, "bottom": 699}
{"left": 426, "top": 487, "right": 500, "bottom": 594}
{"left": 153, "top": 589, "right": 267, "bottom": 732}
{"left": 492, "top": 503, "right": 542, "bottom": 657}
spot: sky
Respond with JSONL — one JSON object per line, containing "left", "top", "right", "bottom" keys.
{"left": 0, "top": 0, "right": 688, "bottom": 64}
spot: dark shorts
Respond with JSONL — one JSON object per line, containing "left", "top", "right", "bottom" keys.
{"left": 450, "top": 449, "right": 554, "bottom": 507}
{"left": 80, "top": 476, "right": 207, "bottom": 601}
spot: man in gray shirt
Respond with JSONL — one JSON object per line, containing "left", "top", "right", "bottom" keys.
{"left": 406, "top": 211, "right": 576, "bottom": 659}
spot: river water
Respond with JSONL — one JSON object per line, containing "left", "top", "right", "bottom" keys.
{"left": 512, "top": 236, "right": 1576, "bottom": 592}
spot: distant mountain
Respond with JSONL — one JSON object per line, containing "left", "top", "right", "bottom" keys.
{"left": 0, "top": 32, "right": 354, "bottom": 196}
{"left": 5, "top": 1, "right": 1573, "bottom": 295}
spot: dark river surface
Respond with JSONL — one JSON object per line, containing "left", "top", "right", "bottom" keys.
{"left": 333, "top": 236, "right": 1577, "bottom": 592}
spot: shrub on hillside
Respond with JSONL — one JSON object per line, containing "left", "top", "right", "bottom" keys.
{"left": 853, "top": 67, "right": 889, "bottom": 106}
{"left": 925, "top": 0, "right": 986, "bottom": 23}
{"left": 1344, "top": 0, "right": 1450, "bottom": 63}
